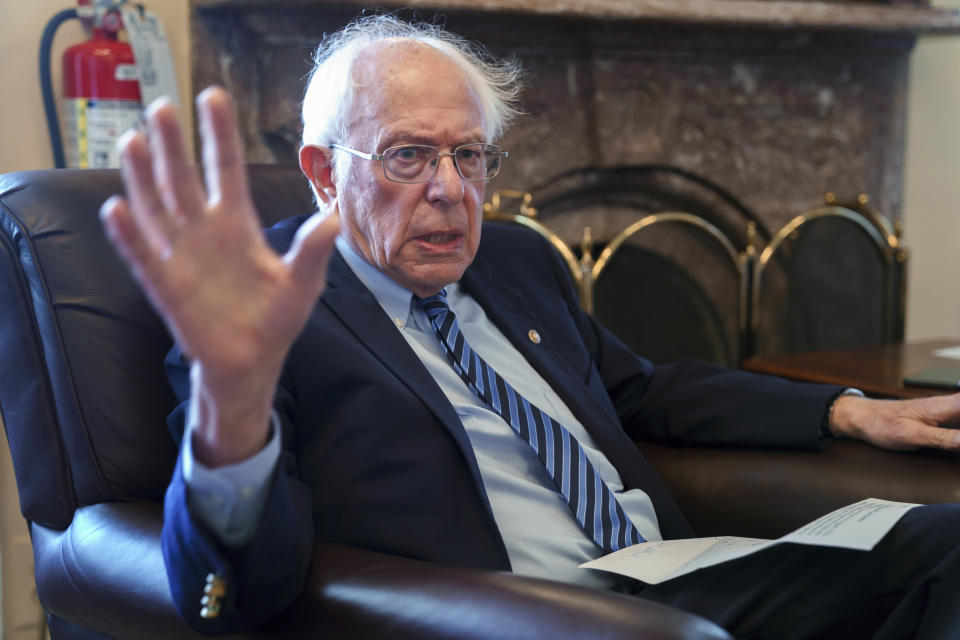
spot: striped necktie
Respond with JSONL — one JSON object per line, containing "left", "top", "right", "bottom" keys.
{"left": 417, "top": 290, "right": 644, "bottom": 553}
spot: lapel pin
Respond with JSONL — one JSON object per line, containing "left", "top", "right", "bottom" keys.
{"left": 528, "top": 329, "right": 541, "bottom": 344}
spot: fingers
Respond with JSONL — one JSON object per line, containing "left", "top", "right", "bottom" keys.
{"left": 916, "top": 392, "right": 960, "bottom": 427}
{"left": 197, "top": 87, "right": 251, "bottom": 210}
{"left": 100, "top": 195, "right": 165, "bottom": 302}
{"left": 947, "top": 427, "right": 960, "bottom": 448}
{"left": 909, "top": 393, "right": 960, "bottom": 450}
{"left": 285, "top": 211, "right": 341, "bottom": 295}
{"left": 144, "top": 98, "right": 206, "bottom": 221}
{"left": 886, "top": 393, "right": 960, "bottom": 451}
{"left": 908, "top": 424, "right": 960, "bottom": 451}
{"left": 935, "top": 425, "right": 960, "bottom": 449}
{"left": 118, "top": 127, "right": 176, "bottom": 254}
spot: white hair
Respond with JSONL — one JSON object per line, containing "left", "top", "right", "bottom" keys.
{"left": 301, "top": 15, "right": 523, "bottom": 155}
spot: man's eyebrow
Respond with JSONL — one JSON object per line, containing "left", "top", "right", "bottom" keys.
{"left": 380, "top": 134, "right": 433, "bottom": 148}
{"left": 378, "top": 132, "right": 486, "bottom": 150}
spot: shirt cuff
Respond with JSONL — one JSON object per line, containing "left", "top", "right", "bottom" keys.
{"left": 821, "top": 388, "right": 865, "bottom": 439}
{"left": 182, "top": 411, "right": 282, "bottom": 546}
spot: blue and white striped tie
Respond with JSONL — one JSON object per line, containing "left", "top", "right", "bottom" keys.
{"left": 418, "top": 290, "right": 644, "bottom": 553}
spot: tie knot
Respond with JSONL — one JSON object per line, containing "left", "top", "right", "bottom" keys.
{"left": 417, "top": 289, "right": 450, "bottom": 321}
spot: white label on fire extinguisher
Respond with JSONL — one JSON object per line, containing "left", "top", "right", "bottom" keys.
{"left": 121, "top": 6, "right": 180, "bottom": 108}
{"left": 62, "top": 98, "right": 142, "bottom": 169}
{"left": 115, "top": 64, "right": 139, "bottom": 82}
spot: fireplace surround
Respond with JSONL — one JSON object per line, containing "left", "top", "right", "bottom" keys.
{"left": 189, "top": 0, "right": 959, "bottom": 360}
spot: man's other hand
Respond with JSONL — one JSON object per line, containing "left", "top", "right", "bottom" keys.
{"left": 829, "top": 392, "right": 960, "bottom": 452}
{"left": 100, "top": 87, "right": 340, "bottom": 466}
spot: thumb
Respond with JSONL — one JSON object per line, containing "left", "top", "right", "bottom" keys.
{"left": 285, "top": 210, "right": 340, "bottom": 295}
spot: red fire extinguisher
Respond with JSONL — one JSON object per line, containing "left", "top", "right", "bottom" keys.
{"left": 41, "top": 0, "right": 143, "bottom": 169}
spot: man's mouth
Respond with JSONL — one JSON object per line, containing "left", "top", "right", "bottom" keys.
{"left": 414, "top": 230, "right": 464, "bottom": 251}
{"left": 421, "top": 233, "right": 459, "bottom": 245}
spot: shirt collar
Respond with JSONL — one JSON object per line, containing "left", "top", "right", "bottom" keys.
{"left": 336, "top": 235, "right": 458, "bottom": 330}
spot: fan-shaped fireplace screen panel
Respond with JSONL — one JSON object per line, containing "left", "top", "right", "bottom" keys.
{"left": 485, "top": 166, "right": 758, "bottom": 366}
{"left": 485, "top": 166, "right": 906, "bottom": 365}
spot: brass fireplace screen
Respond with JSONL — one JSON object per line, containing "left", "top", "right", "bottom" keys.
{"left": 483, "top": 168, "right": 906, "bottom": 367}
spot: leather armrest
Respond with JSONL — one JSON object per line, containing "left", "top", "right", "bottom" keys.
{"left": 641, "top": 439, "right": 960, "bottom": 538}
{"left": 280, "top": 545, "right": 730, "bottom": 639}
{"left": 32, "top": 503, "right": 730, "bottom": 639}
{"left": 31, "top": 503, "right": 229, "bottom": 640}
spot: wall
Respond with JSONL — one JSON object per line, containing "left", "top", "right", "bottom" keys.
{"left": 0, "top": 2, "right": 189, "bottom": 637}
{"left": 903, "top": 0, "right": 960, "bottom": 341}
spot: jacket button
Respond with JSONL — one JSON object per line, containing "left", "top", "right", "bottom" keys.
{"left": 201, "top": 573, "right": 226, "bottom": 619}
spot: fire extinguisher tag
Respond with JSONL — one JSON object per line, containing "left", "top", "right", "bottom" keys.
{"left": 121, "top": 6, "right": 180, "bottom": 109}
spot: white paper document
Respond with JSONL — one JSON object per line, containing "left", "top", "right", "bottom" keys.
{"left": 933, "top": 345, "right": 960, "bottom": 360}
{"left": 581, "top": 498, "right": 918, "bottom": 585}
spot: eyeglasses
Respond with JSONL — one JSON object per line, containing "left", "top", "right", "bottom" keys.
{"left": 330, "top": 142, "right": 508, "bottom": 184}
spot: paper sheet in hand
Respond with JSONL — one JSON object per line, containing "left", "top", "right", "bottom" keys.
{"left": 581, "top": 498, "right": 918, "bottom": 585}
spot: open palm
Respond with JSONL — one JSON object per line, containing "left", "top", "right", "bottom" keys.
{"left": 101, "top": 88, "right": 339, "bottom": 463}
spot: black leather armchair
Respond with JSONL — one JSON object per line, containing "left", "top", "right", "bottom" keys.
{"left": 1, "top": 167, "right": 957, "bottom": 640}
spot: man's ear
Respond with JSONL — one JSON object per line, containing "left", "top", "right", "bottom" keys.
{"left": 299, "top": 144, "right": 337, "bottom": 206}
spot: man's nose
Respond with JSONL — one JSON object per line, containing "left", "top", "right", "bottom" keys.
{"left": 426, "top": 153, "right": 464, "bottom": 204}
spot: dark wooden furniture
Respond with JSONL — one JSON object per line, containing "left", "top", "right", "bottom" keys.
{"left": 742, "top": 339, "right": 960, "bottom": 399}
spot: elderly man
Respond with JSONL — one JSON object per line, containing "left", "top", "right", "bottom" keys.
{"left": 101, "top": 16, "right": 960, "bottom": 639}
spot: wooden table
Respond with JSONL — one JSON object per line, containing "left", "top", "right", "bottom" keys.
{"left": 742, "top": 339, "right": 960, "bottom": 398}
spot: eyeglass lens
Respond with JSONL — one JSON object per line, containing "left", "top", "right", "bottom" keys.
{"left": 383, "top": 144, "right": 501, "bottom": 183}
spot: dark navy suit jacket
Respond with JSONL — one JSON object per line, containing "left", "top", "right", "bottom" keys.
{"left": 162, "top": 219, "right": 841, "bottom": 633}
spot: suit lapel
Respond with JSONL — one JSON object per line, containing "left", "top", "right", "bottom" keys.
{"left": 322, "top": 251, "right": 497, "bottom": 516}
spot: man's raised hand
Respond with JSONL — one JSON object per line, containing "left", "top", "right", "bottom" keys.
{"left": 100, "top": 87, "right": 340, "bottom": 466}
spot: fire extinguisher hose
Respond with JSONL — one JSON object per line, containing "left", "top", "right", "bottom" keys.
{"left": 40, "top": 8, "right": 79, "bottom": 169}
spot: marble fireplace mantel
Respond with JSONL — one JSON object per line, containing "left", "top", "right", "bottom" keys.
{"left": 193, "top": 0, "right": 960, "bottom": 35}
{"left": 190, "top": 0, "right": 960, "bottom": 225}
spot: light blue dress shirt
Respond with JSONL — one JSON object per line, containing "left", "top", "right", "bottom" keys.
{"left": 183, "top": 236, "right": 663, "bottom": 589}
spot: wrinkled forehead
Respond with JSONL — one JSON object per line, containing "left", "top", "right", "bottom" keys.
{"left": 345, "top": 40, "right": 486, "bottom": 142}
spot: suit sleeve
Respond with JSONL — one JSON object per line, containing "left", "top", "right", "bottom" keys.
{"left": 180, "top": 412, "right": 281, "bottom": 546}
{"left": 533, "top": 230, "right": 843, "bottom": 450}
{"left": 161, "top": 346, "right": 315, "bottom": 635}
